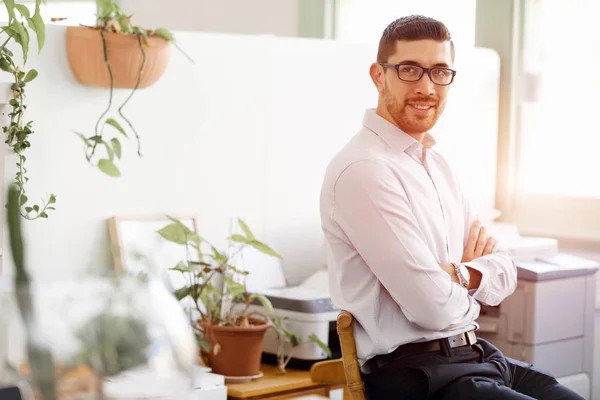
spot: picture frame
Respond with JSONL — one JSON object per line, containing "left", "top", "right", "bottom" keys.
{"left": 107, "top": 214, "right": 201, "bottom": 291}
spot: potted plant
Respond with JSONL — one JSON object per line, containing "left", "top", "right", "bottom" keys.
{"left": 70, "top": 0, "right": 191, "bottom": 178}
{"left": 1, "top": 0, "right": 57, "bottom": 220}
{"left": 158, "top": 216, "right": 330, "bottom": 377}
{"left": 66, "top": 0, "right": 175, "bottom": 89}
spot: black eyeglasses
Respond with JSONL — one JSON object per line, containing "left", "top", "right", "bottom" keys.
{"left": 379, "top": 63, "right": 456, "bottom": 86}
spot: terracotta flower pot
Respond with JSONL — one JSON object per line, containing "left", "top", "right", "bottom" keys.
{"left": 66, "top": 26, "right": 172, "bottom": 89}
{"left": 200, "top": 318, "right": 270, "bottom": 377}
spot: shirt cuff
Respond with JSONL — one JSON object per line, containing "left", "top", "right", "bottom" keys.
{"left": 464, "top": 260, "right": 490, "bottom": 304}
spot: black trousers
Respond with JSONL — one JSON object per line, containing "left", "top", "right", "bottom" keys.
{"left": 361, "top": 338, "right": 584, "bottom": 399}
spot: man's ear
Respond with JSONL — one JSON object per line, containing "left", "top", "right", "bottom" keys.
{"left": 369, "top": 62, "right": 385, "bottom": 93}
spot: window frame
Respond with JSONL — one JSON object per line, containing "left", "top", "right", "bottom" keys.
{"left": 510, "top": 0, "right": 600, "bottom": 242}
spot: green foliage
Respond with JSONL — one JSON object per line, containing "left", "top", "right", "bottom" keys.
{"left": 158, "top": 216, "right": 331, "bottom": 372}
{"left": 1, "top": 0, "right": 55, "bottom": 220}
{"left": 69, "top": 311, "right": 150, "bottom": 377}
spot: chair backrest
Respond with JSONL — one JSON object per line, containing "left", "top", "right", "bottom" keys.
{"left": 336, "top": 310, "right": 365, "bottom": 400}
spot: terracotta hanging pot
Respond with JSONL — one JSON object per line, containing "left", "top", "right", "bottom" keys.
{"left": 66, "top": 26, "right": 172, "bottom": 89}
{"left": 200, "top": 318, "right": 270, "bottom": 378}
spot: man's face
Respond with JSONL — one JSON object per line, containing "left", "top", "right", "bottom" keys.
{"left": 376, "top": 40, "right": 454, "bottom": 135}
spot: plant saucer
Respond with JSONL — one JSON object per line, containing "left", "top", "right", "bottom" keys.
{"left": 224, "top": 371, "right": 264, "bottom": 383}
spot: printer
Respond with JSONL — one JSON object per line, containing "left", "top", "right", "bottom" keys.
{"left": 474, "top": 232, "right": 599, "bottom": 400}
{"left": 248, "top": 269, "right": 341, "bottom": 369}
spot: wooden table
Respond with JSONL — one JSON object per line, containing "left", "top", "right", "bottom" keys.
{"left": 226, "top": 364, "right": 344, "bottom": 399}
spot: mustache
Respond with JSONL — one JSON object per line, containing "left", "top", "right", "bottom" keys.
{"left": 405, "top": 96, "right": 438, "bottom": 105}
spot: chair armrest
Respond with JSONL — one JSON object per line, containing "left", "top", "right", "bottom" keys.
{"left": 310, "top": 359, "right": 346, "bottom": 385}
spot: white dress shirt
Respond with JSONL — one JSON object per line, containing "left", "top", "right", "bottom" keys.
{"left": 320, "top": 109, "right": 517, "bottom": 366}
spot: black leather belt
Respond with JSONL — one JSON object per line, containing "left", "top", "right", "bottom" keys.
{"left": 362, "top": 330, "right": 478, "bottom": 375}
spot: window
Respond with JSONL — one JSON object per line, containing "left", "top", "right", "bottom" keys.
{"left": 518, "top": 0, "right": 600, "bottom": 199}
{"left": 0, "top": 2, "right": 97, "bottom": 26}
{"left": 513, "top": 0, "right": 600, "bottom": 240}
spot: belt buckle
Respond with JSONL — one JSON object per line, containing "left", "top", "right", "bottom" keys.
{"left": 448, "top": 331, "right": 476, "bottom": 349}
{"left": 466, "top": 330, "right": 477, "bottom": 345}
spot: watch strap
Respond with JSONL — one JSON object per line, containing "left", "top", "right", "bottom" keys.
{"left": 451, "top": 262, "right": 469, "bottom": 289}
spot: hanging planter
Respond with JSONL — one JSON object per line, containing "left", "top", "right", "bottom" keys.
{"left": 66, "top": 25, "right": 172, "bottom": 89}
{"left": 70, "top": 0, "right": 193, "bottom": 178}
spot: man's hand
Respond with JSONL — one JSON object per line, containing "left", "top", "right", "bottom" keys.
{"left": 462, "top": 220, "right": 495, "bottom": 262}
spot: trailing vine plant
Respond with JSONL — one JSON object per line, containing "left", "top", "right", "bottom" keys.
{"left": 76, "top": 0, "right": 190, "bottom": 178}
{"left": 1, "top": 0, "right": 56, "bottom": 220}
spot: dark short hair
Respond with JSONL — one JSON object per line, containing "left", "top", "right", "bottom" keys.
{"left": 377, "top": 15, "right": 454, "bottom": 63}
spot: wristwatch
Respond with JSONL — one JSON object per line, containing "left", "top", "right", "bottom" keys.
{"left": 452, "top": 262, "right": 470, "bottom": 289}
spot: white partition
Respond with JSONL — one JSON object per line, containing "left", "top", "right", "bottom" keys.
{"left": 0, "top": 25, "right": 499, "bottom": 285}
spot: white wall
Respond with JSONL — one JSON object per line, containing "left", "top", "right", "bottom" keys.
{"left": 119, "top": 0, "right": 300, "bottom": 36}
{"left": 0, "top": 25, "right": 374, "bottom": 285}
{"left": 0, "top": 24, "right": 500, "bottom": 288}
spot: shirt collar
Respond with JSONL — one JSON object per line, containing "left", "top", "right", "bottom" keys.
{"left": 362, "top": 108, "right": 436, "bottom": 155}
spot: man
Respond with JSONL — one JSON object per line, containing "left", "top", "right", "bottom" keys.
{"left": 319, "top": 15, "right": 583, "bottom": 400}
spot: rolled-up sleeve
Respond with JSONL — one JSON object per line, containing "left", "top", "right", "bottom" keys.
{"left": 333, "top": 160, "right": 480, "bottom": 332}
{"left": 461, "top": 195, "right": 518, "bottom": 306}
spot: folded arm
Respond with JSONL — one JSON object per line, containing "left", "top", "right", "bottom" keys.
{"left": 333, "top": 160, "right": 480, "bottom": 331}
{"left": 459, "top": 195, "right": 518, "bottom": 306}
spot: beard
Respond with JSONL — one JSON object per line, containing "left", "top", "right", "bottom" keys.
{"left": 383, "top": 87, "right": 445, "bottom": 135}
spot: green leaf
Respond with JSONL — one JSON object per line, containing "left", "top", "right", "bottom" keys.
{"left": 3, "top": 0, "right": 16, "bottom": 23}
{"left": 103, "top": 141, "right": 114, "bottom": 161}
{"left": 23, "top": 69, "right": 38, "bottom": 83}
{"left": 157, "top": 223, "right": 188, "bottom": 244}
{"left": 15, "top": 4, "right": 30, "bottom": 18}
{"left": 223, "top": 263, "right": 249, "bottom": 276}
{"left": 40, "top": 212, "right": 48, "bottom": 218}
{"left": 10, "top": 21, "right": 29, "bottom": 64}
{"left": 96, "top": 0, "right": 118, "bottom": 19}
{"left": 105, "top": 118, "right": 127, "bottom": 137}
{"left": 250, "top": 293, "right": 273, "bottom": 314}
{"left": 237, "top": 218, "right": 255, "bottom": 240}
{"left": 169, "top": 261, "right": 197, "bottom": 274}
{"left": 164, "top": 216, "right": 201, "bottom": 244}
{"left": 49, "top": 194, "right": 56, "bottom": 204}
{"left": 116, "top": 14, "right": 131, "bottom": 34}
{"left": 309, "top": 333, "right": 332, "bottom": 357}
{"left": 97, "top": 158, "right": 120, "bottom": 177}
{"left": 24, "top": 207, "right": 32, "bottom": 213}
{"left": 0, "top": 58, "right": 11, "bottom": 72}
{"left": 249, "top": 240, "right": 282, "bottom": 259}
{"left": 225, "top": 276, "right": 246, "bottom": 299}
{"left": 32, "top": 205, "right": 38, "bottom": 212}
{"left": 152, "top": 28, "right": 174, "bottom": 41}
{"left": 19, "top": 195, "right": 27, "bottom": 206}
{"left": 230, "top": 234, "right": 247, "bottom": 244}
{"left": 173, "top": 286, "right": 191, "bottom": 301}
{"left": 211, "top": 247, "right": 227, "bottom": 265}
{"left": 74, "top": 132, "right": 90, "bottom": 145}
{"left": 110, "top": 138, "right": 122, "bottom": 159}
{"left": 26, "top": 10, "right": 45, "bottom": 53}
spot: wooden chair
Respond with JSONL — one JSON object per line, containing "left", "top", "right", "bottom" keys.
{"left": 310, "top": 310, "right": 366, "bottom": 400}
